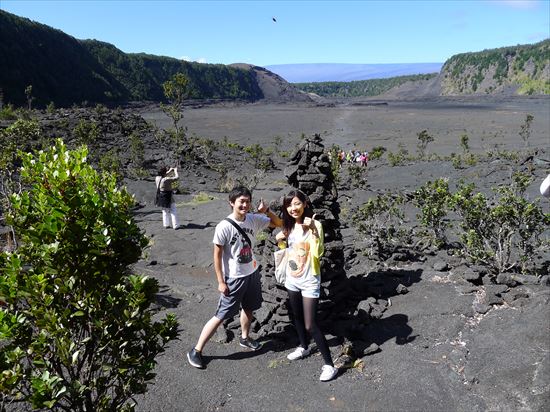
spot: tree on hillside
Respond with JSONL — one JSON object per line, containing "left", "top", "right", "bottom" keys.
{"left": 0, "top": 140, "right": 178, "bottom": 411}
{"left": 160, "top": 73, "right": 191, "bottom": 163}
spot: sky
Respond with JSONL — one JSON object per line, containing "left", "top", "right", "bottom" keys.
{"left": 2, "top": 0, "right": 549, "bottom": 66}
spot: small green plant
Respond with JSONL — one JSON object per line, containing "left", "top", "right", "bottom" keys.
{"left": 129, "top": 131, "right": 145, "bottom": 170}
{"left": 45, "top": 101, "right": 56, "bottom": 114}
{"left": 192, "top": 191, "right": 215, "bottom": 203}
{"left": 98, "top": 148, "right": 124, "bottom": 183}
{"left": 388, "top": 144, "right": 408, "bottom": 167}
{"left": 328, "top": 144, "right": 342, "bottom": 183}
{"left": 519, "top": 114, "right": 534, "bottom": 148}
{"left": 0, "top": 140, "right": 178, "bottom": 410}
{"left": 72, "top": 119, "right": 101, "bottom": 146}
{"left": 0, "top": 103, "right": 18, "bottom": 120}
{"left": 243, "top": 144, "right": 274, "bottom": 171}
{"left": 451, "top": 153, "right": 463, "bottom": 169}
{"left": 348, "top": 164, "right": 367, "bottom": 188}
{"left": 460, "top": 133, "right": 470, "bottom": 153}
{"left": 417, "top": 130, "right": 435, "bottom": 158}
{"left": 369, "top": 146, "right": 386, "bottom": 160}
{"left": 94, "top": 103, "right": 108, "bottom": 115}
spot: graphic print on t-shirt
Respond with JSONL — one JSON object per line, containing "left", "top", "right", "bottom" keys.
{"left": 288, "top": 240, "right": 310, "bottom": 277}
{"left": 238, "top": 239, "right": 253, "bottom": 264}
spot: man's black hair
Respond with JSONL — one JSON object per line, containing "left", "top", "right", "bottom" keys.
{"left": 228, "top": 186, "right": 252, "bottom": 203}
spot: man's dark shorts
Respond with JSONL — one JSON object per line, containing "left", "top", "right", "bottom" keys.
{"left": 215, "top": 270, "right": 262, "bottom": 320}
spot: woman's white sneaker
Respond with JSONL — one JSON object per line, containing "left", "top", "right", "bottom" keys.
{"left": 287, "top": 346, "right": 311, "bottom": 361}
{"left": 319, "top": 365, "right": 338, "bottom": 381}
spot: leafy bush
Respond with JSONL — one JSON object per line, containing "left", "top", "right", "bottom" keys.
{"left": 0, "top": 103, "right": 18, "bottom": 120}
{"left": 353, "top": 193, "right": 410, "bottom": 259}
{"left": 0, "top": 140, "right": 178, "bottom": 411}
{"left": 369, "top": 146, "right": 386, "bottom": 160}
{"left": 450, "top": 173, "right": 549, "bottom": 273}
{"left": 460, "top": 133, "right": 469, "bottom": 153}
{"left": 388, "top": 144, "right": 409, "bottom": 166}
{"left": 244, "top": 144, "right": 274, "bottom": 172}
{"left": 413, "top": 178, "right": 451, "bottom": 247}
{"left": 46, "top": 102, "right": 56, "bottom": 114}
{"left": 72, "top": 119, "right": 101, "bottom": 146}
{"left": 348, "top": 164, "right": 367, "bottom": 188}
{"left": 192, "top": 191, "right": 215, "bottom": 203}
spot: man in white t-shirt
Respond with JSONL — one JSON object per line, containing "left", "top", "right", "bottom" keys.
{"left": 187, "top": 186, "right": 282, "bottom": 369}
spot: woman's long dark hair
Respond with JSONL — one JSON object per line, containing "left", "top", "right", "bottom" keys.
{"left": 157, "top": 166, "right": 168, "bottom": 177}
{"left": 281, "top": 189, "right": 313, "bottom": 236}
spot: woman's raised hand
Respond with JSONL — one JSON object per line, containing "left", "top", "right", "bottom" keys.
{"left": 257, "top": 198, "right": 269, "bottom": 213}
{"left": 302, "top": 214, "right": 317, "bottom": 229}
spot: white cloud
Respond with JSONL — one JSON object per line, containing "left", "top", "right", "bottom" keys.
{"left": 179, "top": 56, "right": 207, "bottom": 63}
{"left": 493, "top": 0, "right": 540, "bottom": 9}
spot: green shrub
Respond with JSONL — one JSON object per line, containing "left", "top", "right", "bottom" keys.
{"left": 45, "top": 102, "right": 56, "bottom": 114}
{"left": 98, "top": 148, "right": 124, "bottom": 183}
{"left": 192, "top": 191, "right": 215, "bottom": 203}
{"left": 413, "top": 178, "right": 451, "bottom": 247}
{"left": 353, "top": 193, "right": 410, "bottom": 259}
{"left": 72, "top": 119, "right": 101, "bottom": 146}
{"left": 0, "top": 103, "right": 18, "bottom": 120}
{"left": 460, "top": 133, "right": 470, "bottom": 153}
{"left": 348, "top": 164, "right": 367, "bottom": 188}
{"left": 369, "top": 146, "right": 386, "bottom": 160}
{"left": 0, "top": 140, "right": 178, "bottom": 411}
{"left": 450, "top": 172, "right": 549, "bottom": 273}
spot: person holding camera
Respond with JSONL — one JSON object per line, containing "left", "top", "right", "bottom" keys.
{"left": 155, "top": 165, "right": 180, "bottom": 229}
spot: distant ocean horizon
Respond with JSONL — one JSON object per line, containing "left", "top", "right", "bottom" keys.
{"left": 264, "top": 63, "right": 443, "bottom": 83}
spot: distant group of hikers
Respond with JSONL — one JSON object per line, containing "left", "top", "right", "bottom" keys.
{"left": 335, "top": 149, "right": 369, "bottom": 167}
{"left": 154, "top": 162, "right": 550, "bottom": 383}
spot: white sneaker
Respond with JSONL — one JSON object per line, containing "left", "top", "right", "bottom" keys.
{"left": 287, "top": 346, "right": 311, "bottom": 361}
{"left": 319, "top": 365, "right": 338, "bottom": 381}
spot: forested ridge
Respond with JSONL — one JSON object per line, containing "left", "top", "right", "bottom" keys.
{"left": 0, "top": 10, "right": 263, "bottom": 107}
{"left": 440, "top": 39, "right": 550, "bottom": 95}
{"left": 294, "top": 74, "right": 438, "bottom": 97}
{"left": 296, "top": 40, "right": 549, "bottom": 97}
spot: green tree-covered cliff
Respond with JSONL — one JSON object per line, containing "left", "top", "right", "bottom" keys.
{"left": 441, "top": 39, "right": 550, "bottom": 95}
{"left": 0, "top": 11, "right": 263, "bottom": 107}
{"left": 0, "top": 10, "right": 129, "bottom": 107}
{"left": 296, "top": 40, "right": 549, "bottom": 98}
{"left": 82, "top": 40, "right": 263, "bottom": 101}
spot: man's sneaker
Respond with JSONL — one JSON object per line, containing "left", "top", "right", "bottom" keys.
{"left": 239, "top": 337, "right": 261, "bottom": 351}
{"left": 319, "top": 365, "right": 338, "bottom": 382}
{"left": 187, "top": 348, "right": 204, "bottom": 369}
{"left": 287, "top": 346, "right": 311, "bottom": 361}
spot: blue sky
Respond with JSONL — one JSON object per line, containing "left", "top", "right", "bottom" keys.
{"left": 2, "top": 0, "right": 549, "bottom": 66}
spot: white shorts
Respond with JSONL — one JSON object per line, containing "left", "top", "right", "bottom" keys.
{"left": 285, "top": 275, "right": 320, "bottom": 299}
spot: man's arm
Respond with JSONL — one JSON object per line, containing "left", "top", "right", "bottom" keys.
{"left": 213, "top": 244, "right": 228, "bottom": 295}
{"left": 257, "top": 198, "right": 282, "bottom": 228}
